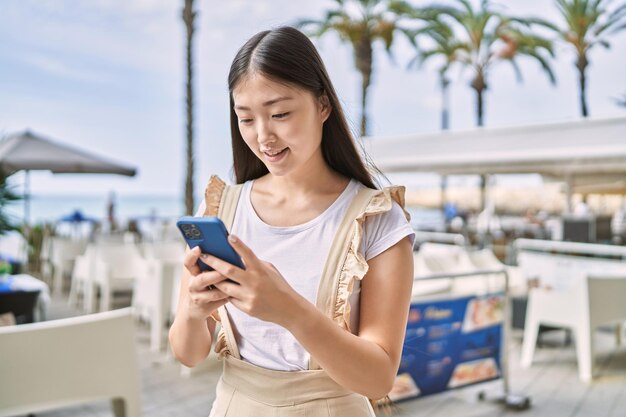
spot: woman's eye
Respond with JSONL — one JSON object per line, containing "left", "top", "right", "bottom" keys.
{"left": 272, "top": 112, "right": 290, "bottom": 119}
{"left": 239, "top": 118, "right": 253, "bottom": 124}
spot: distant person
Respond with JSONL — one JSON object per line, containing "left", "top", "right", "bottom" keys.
{"left": 443, "top": 202, "right": 458, "bottom": 222}
{"left": 612, "top": 206, "right": 626, "bottom": 242}
{"left": 106, "top": 191, "right": 118, "bottom": 232}
{"left": 573, "top": 195, "right": 592, "bottom": 217}
{"left": 126, "top": 219, "right": 142, "bottom": 243}
{"left": 168, "top": 27, "right": 415, "bottom": 416}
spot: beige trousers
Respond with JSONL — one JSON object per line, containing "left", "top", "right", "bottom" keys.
{"left": 208, "top": 356, "right": 376, "bottom": 417}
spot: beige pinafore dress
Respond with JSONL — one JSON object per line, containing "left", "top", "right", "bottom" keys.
{"left": 202, "top": 176, "right": 408, "bottom": 417}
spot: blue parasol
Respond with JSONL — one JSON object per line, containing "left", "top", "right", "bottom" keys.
{"left": 59, "top": 210, "right": 98, "bottom": 224}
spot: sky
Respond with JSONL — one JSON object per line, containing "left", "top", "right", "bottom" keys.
{"left": 1, "top": 0, "right": 625, "bottom": 201}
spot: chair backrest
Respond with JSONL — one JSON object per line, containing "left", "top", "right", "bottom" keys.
{"left": 418, "top": 243, "right": 467, "bottom": 273}
{"left": 143, "top": 241, "right": 185, "bottom": 264}
{"left": 468, "top": 249, "right": 502, "bottom": 270}
{"left": 96, "top": 244, "right": 144, "bottom": 278}
{"left": 50, "top": 238, "right": 87, "bottom": 265}
{"left": 0, "top": 231, "right": 28, "bottom": 264}
{"left": 518, "top": 250, "right": 626, "bottom": 291}
{"left": 0, "top": 308, "right": 141, "bottom": 417}
{"left": 587, "top": 274, "right": 626, "bottom": 327}
{"left": 131, "top": 257, "right": 161, "bottom": 319}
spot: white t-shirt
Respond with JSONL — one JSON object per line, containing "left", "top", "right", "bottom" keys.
{"left": 196, "top": 179, "right": 414, "bottom": 371}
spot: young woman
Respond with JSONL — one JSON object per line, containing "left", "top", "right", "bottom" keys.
{"left": 169, "top": 26, "right": 414, "bottom": 416}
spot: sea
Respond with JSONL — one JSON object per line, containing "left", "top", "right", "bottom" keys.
{"left": 6, "top": 194, "right": 184, "bottom": 226}
{"left": 5, "top": 193, "right": 445, "bottom": 231}
{"left": 0, "top": 193, "right": 444, "bottom": 262}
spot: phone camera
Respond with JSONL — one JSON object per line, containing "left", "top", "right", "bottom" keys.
{"left": 188, "top": 225, "right": 202, "bottom": 240}
{"left": 180, "top": 223, "right": 202, "bottom": 240}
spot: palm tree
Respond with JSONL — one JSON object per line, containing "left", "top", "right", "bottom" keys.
{"left": 0, "top": 172, "right": 20, "bottom": 236}
{"left": 422, "top": 0, "right": 556, "bottom": 127}
{"left": 407, "top": 19, "right": 468, "bottom": 130}
{"left": 549, "top": 0, "right": 626, "bottom": 117}
{"left": 297, "top": 0, "right": 414, "bottom": 137}
{"left": 182, "top": 0, "right": 196, "bottom": 215}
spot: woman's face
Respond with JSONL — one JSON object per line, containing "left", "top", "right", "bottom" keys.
{"left": 232, "top": 74, "right": 330, "bottom": 178}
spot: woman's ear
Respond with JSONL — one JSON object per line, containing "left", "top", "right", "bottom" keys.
{"left": 318, "top": 94, "right": 331, "bottom": 122}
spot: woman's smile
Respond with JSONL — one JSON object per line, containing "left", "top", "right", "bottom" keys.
{"left": 262, "top": 147, "right": 289, "bottom": 162}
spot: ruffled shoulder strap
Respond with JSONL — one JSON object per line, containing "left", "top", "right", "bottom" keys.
{"left": 202, "top": 175, "right": 226, "bottom": 217}
{"left": 308, "top": 185, "right": 409, "bottom": 370}
{"left": 201, "top": 175, "right": 244, "bottom": 360}
{"left": 341, "top": 187, "right": 409, "bottom": 417}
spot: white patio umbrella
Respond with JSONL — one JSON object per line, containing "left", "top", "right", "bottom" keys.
{"left": 0, "top": 130, "right": 137, "bottom": 224}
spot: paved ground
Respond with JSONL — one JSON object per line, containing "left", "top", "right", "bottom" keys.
{"left": 15, "top": 294, "right": 626, "bottom": 417}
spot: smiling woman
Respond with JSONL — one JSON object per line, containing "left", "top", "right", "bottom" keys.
{"left": 232, "top": 76, "right": 329, "bottom": 178}
{"left": 168, "top": 26, "right": 415, "bottom": 417}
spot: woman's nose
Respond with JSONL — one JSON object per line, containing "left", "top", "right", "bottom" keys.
{"left": 256, "top": 121, "right": 275, "bottom": 145}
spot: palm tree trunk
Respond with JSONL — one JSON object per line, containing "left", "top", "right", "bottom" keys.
{"left": 577, "top": 54, "right": 589, "bottom": 117}
{"left": 471, "top": 71, "right": 486, "bottom": 127}
{"left": 476, "top": 88, "right": 484, "bottom": 127}
{"left": 356, "top": 37, "right": 373, "bottom": 138}
{"left": 441, "top": 74, "right": 450, "bottom": 130}
{"left": 360, "top": 73, "right": 370, "bottom": 137}
{"left": 183, "top": 0, "right": 196, "bottom": 215}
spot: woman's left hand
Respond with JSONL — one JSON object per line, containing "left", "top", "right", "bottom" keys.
{"left": 200, "top": 234, "right": 301, "bottom": 325}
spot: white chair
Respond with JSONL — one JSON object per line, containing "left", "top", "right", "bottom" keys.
{"left": 418, "top": 242, "right": 467, "bottom": 274}
{"left": 411, "top": 251, "right": 452, "bottom": 299}
{"left": 417, "top": 243, "right": 494, "bottom": 296}
{"left": 39, "top": 233, "right": 54, "bottom": 284}
{"left": 67, "top": 245, "right": 99, "bottom": 311}
{"left": 469, "top": 249, "right": 526, "bottom": 295}
{"left": 521, "top": 274, "right": 626, "bottom": 382}
{"left": 0, "top": 308, "right": 141, "bottom": 417}
{"left": 50, "top": 237, "right": 87, "bottom": 295}
{"left": 92, "top": 245, "right": 143, "bottom": 312}
{"left": 133, "top": 241, "right": 185, "bottom": 352}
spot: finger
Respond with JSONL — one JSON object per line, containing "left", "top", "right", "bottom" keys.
{"left": 183, "top": 246, "right": 202, "bottom": 276}
{"left": 213, "top": 280, "right": 244, "bottom": 299}
{"left": 200, "top": 254, "right": 244, "bottom": 284}
{"left": 189, "top": 293, "right": 231, "bottom": 315}
{"left": 227, "top": 235, "right": 260, "bottom": 269}
{"left": 190, "top": 287, "right": 230, "bottom": 303}
{"left": 188, "top": 271, "right": 223, "bottom": 292}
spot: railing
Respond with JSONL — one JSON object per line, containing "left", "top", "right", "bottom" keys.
{"left": 513, "top": 238, "right": 626, "bottom": 259}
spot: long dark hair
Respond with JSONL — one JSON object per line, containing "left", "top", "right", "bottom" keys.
{"left": 228, "top": 26, "right": 378, "bottom": 189}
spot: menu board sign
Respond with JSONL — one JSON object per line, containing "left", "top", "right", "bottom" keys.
{"left": 389, "top": 294, "right": 504, "bottom": 401}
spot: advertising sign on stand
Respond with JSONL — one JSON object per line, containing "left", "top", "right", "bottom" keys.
{"left": 390, "top": 293, "right": 505, "bottom": 401}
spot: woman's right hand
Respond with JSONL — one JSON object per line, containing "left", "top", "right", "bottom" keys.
{"left": 183, "top": 246, "right": 231, "bottom": 321}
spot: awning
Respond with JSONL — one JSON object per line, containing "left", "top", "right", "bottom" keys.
{"left": 363, "top": 117, "right": 626, "bottom": 183}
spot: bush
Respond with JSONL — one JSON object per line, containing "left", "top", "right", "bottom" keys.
{"left": 0, "top": 172, "right": 21, "bottom": 236}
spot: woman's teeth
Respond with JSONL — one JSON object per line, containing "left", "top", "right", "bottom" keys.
{"left": 265, "top": 148, "right": 286, "bottom": 156}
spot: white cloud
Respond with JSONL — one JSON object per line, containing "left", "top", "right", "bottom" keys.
{"left": 20, "top": 52, "right": 114, "bottom": 83}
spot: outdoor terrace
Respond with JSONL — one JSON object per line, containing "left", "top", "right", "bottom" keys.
{"left": 27, "top": 293, "right": 626, "bottom": 417}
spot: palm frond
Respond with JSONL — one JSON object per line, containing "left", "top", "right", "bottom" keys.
{"left": 507, "top": 58, "right": 524, "bottom": 82}
{"left": 614, "top": 92, "right": 626, "bottom": 107}
{"left": 608, "top": 21, "right": 626, "bottom": 34}
{"left": 526, "top": 50, "right": 557, "bottom": 84}
{"left": 594, "top": 4, "right": 626, "bottom": 35}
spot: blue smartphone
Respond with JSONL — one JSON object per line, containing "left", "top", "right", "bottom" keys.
{"left": 176, "top": 216, "right": 245, "bottom": 272}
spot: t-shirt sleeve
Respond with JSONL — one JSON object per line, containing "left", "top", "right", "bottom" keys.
{"left": 362, "top": 200, "right": 416, "bottom": 261}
